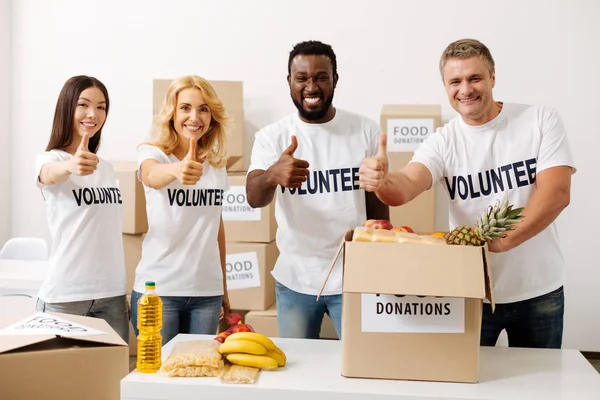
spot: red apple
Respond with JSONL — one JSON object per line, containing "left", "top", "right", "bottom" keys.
{"left": 363, "top": 219, "right": 394, "bottom": 230}
{"left": 391, "top": 226, "right": 415, "bottom": 233}
{"left": 400, "top": 225, "right": 414, "bottom": 233}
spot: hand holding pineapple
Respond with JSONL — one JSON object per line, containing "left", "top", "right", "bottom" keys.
{"left": 445, "top": 196, "right": 524, "bottom": 249}
{"left": 359, "top": 132, "right": 389, "bottom": 192}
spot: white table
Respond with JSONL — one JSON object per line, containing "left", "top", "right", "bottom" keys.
{"left": 0, "top": 259, "right": 47, "bottom": 328}
{"left": 121, "top": 334, "right": 600, "bottom": 400}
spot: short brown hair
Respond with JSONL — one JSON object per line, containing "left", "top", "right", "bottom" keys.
{"left": 45, "top": 75, "right": 109, "bottom": 153}
{"left": 439, "top": 39, "right": 495, "bottom": 77}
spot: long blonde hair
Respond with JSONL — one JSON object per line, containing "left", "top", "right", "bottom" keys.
{"left": 150, "top": 76, "right": 229, "bottom": 167}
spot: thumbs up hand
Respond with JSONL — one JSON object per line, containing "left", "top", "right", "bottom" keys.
{"left": 359, "top": 132, "right": 389, "bottom": 192}
{"left": 69, "top": 133, "right": 99, "bottom": 176}
{"left": 176, "top": 138, "right": 204, "bottom": 185}
{"left": 266, "top": 135, "right": 310, "bottom": 188}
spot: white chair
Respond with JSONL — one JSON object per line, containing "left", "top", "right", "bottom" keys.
{"left": 0, "top": 237, "right": 49, "bottom": 260}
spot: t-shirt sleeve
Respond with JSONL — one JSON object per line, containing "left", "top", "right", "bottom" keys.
{"left": 537, "top": 107, "right": 576, "bottom": 174}
{"left": 35, "top": 151, "right": 65, "bottom": 188}
{"left": 137, "top": 145, "right": 170, "bottom": 181}
{"left": 409, "top": 129, "right": 446, "bottom": 185}
{"left": 248, "top": 130, "right": 279, "bottom": 174}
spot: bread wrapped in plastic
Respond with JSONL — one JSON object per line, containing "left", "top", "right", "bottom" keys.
{"left": 417, "top": 235, "right": 447, "bottom": 245}
{"left": 371, "top": 229, "right": 398, "bottom": 243}
{"left": 394, "top": 231, "right": 423, "bottom": 243}
{"left": 352, "top": 226, "right": 374, "bottom": 242}
{"left": 160, "top": 340, "right": 225, "bottom": 377}
{"left": 220, "top": 364, "right": 260, "bottom": 384}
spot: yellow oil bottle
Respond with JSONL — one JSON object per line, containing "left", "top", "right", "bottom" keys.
{"left": 136, "top": 281, "right": 163, "bottom": 373}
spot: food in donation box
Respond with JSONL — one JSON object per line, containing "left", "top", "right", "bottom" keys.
{"left": 353, "top": 224, "right": 445, "bottom": 245}
{"left": 158, "top": 314, "right": 288, "bottom": 384}
{"left": 353, "top": 196, "right": 522, "bottom": 247}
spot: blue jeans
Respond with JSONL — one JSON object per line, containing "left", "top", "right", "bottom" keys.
{"left": 130, "top": 291, "right": 222, "bottom": 346}
{"left": 35, "top": 295, "right": 129, "bottom": 345}
{"left": 275, "top": 281, "right": 342, "bottom": 339}
{"left": 481, "top": 286, "right": 564, "bottom": 349}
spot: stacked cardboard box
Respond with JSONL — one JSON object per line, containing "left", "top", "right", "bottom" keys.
{"left": 223, "top": 172, "right": 278, "bottom": 314}
{"left": 380, "top": 105, "right": 442, "bottom": 232}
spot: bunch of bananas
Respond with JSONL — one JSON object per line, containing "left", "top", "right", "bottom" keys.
{"left": 218, "top": 332, "right": 286, "bottom": 369}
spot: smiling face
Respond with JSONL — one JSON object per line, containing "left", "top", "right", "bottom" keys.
{"left": 288, "top": 54, "right": 338, "bottom": 123}
{"left": 173, "top": 87, "right": 212, "bottom": 140}
{"left": 442, "top": 56, "right": 497, "bottom": 126}
{"left": 72, "top": 87, "right": 107, "bottom": 141}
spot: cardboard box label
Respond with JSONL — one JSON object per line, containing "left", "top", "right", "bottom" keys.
{"left": 361, "top": 294, "right": 465, "bottom": 333}
{"left": 387, "top": 118, "right": 435, "bottom": 152}
{"left": 0, "top": 313, "right": 107, "bottom": 336}
{"left": 226, "top": 252, "right": 261, "bottom": 290}
{"left": 222, "top": 186, "right": 262, "bottom": 221}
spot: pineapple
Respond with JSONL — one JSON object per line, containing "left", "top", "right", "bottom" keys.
{"left": 445, "top": 196, "right": 524, "bottom": 246}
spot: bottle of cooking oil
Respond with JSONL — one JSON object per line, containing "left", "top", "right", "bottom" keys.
{"left": 136, "top": 281, "right": 163, "bottom": 373}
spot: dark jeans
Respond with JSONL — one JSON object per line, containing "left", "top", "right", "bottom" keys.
{"left": 481, "top": 286, "right": 564, "bottom": 349}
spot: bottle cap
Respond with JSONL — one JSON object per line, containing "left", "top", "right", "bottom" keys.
{"left": 145, "top": 281, "right": 156, "bottom": 289}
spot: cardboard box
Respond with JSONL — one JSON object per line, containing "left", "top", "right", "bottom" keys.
{"left": 223, "top": 172, "right": 277, "bottom": 243}
{"left": 112, "top": 161, "right": 148, "bottom": 234}
{"left": 153, "top": 79, "right": 244, "bottom": 171}
{"left": 245, "top": 303, "right": 338, "bottom": 339}
{"left": 320, "top": 231, "right": 493, "bottom": 383}
{"left": 0, "top": 312, "right": 129, "bottom": 400}
{"left": 226, "top": 241, "right": 278, "bottom": 311}
{"left": 123, "top": 233, "right": 145, "bottom": 293}
{"left": 381, "top": 105, "right": 442, "bottom": 233}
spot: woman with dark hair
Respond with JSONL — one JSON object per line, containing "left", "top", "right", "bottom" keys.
{"left": 34, "top": 75, "right": 129, "bottom": 343}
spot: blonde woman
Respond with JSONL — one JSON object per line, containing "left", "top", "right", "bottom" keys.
{"left": 131, "top": 76, "right": 231, "bottom": 344}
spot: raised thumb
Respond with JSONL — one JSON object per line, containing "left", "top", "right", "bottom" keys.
{"left": 187, "top": 138, "right": 198, "bottom": 161}
{"left": 377, "top": 132, "right": 387, "bottom": 158}
{"left": 78, "top": 133, "right": 90, "bottom": 151}
{"left": 283, "top": 135, "right": 298, "bottom": 156}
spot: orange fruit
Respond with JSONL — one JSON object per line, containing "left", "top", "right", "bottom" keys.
{"left": 431, "top": 232, "right": 446, "bottom": 238}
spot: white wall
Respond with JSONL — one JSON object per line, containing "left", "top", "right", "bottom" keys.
{"left": 0, "top": 0, "right": 10, "bottom": 247}
{"left": 10, "top": 0, "right": 600, "bottom": 350}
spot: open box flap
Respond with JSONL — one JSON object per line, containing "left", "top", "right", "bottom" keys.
{"left": 482, "top": 245, "right": 495, "bottom": 311}
{"left": 316, "top": 231, "right": 352, "bottom": 301}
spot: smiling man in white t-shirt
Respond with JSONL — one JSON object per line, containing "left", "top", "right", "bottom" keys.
{"left": 246, "top": 40, "right": 389, "bottom": 339}
{"left": 360, "top": 38, "right": 575, "bottom": 349}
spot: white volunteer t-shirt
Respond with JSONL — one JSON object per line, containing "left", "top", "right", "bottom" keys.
{"left": 248, "top": 109, "right": 381, "bottom": 296}
{"left": 35, "top": 150, "right": 127, "bottom": 303}
{"left": 133, "top": 145, "right": 228, "bottom": 297}
{"left": 411, "top": 103, "right": 576, "bottom": 303}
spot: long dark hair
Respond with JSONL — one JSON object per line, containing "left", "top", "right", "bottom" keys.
{"left": 45, "top": 75, "right": 110, "bottom": 154}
